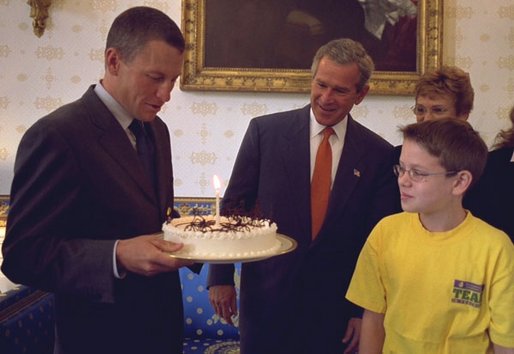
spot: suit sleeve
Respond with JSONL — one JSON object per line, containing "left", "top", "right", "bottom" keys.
{"left": 1, "top": 119, "right": 117, "bottom": 302}
{"left": 366, "top": 147, "right": 401, "bottom": 233}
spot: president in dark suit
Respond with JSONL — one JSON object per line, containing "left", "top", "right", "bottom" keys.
{"left": 207, "top": 38, "right": 400, "bottom": 354}
{"left": 1, "top": 7, "right": 192, "bottom": 354}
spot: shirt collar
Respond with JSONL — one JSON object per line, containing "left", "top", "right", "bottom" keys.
{"left": 94, "top": 81, "right": 134, "bottom": 130}
{"left": 309, "top": 107, "right": 348, "bottom": 140}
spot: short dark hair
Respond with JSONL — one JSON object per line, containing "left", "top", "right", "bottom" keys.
{"left": 106, "top": 6, "right": 185, "bottom": 63}
{"left": 400, "top": 118, "right": 488, "bottom": 188}
{"left": 311, "top": 38, "right": 374, "bottom": 93}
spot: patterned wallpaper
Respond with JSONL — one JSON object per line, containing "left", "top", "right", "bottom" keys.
{"left": 0, "top": 0, "right": 513, "bottom": 198}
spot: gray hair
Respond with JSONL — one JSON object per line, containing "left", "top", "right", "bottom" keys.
{"left": 311, "top": 38, "right": 374, "bottom": 92}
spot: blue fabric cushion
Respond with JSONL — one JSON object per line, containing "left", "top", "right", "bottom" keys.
{"left": 0, "top": 285, "right": 34, "bottom": 312}
{"left": 183, "top": 338, "right": 240, "bottom": 353}
{"left": 0, "top": 286, "right": 55, "bottom": 354}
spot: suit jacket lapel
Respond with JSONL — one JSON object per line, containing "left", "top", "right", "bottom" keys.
{"left": 281, "top": 106, "right": 311, "bottom": 226}
{"left": 82, "top": 87, "right": 157, "bottom": 203}
{"left": 325, "top": 115, "right": 366, "bottom": 221}
{"left": 150, "top": 122, "right": 173, "bottom": 214}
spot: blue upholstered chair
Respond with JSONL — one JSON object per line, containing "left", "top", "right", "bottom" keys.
{"left": 0, "top": 285, "right": 55, "bottom": 354}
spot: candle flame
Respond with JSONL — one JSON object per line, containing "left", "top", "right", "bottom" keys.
{"left": 213, "top": 175, "right": 221, "bottom": 191}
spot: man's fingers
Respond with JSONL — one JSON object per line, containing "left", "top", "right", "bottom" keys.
{"left": 151, "top": 237, "right": 184, "bottom": 253}
{"left": 208, "top": 286, "right": 237, "bottom": 326}
{"left": 220, "top": 305, "right": 234, "bottom": 324}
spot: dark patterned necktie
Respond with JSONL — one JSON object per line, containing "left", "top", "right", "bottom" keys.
{"left": 128, "top": 119, "right": 156, "bottom": 185}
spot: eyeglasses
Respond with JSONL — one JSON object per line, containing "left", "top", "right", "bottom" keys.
{"left": 393, "top": 164, "right": 458, "bottom": 182}
{"left": 411, "top": 105, "right": 449, "bottom": 117}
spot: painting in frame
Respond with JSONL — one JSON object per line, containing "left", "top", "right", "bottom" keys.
{"left": 180, "top": 0, "right": 442, "bottom": 95}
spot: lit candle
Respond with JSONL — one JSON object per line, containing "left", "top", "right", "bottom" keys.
{"left": 213, "top": 175, "right": 221, "bottom": 225}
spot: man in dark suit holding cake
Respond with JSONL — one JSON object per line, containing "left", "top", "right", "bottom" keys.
{"left": 2, "top": 7, "right": 191, "bottom": 354}
{"left": 208, "top": 38, "right": 400, "bottom": 354}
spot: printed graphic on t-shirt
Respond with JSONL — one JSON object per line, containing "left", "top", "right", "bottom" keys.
{"left": 451, "top": 280, "right": 483, "bottom": 308}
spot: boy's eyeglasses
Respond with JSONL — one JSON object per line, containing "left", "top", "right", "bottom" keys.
{"left": 411, "top": 105, "right": 449, "bottom": 117}
{"left": 393, "top": 164, "right": 458, "bottom": 182}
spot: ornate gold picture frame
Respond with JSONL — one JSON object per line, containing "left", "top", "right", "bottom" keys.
{"left": 0, "top": 195, "right": 9, "bottom": 227}
{"left": 180, "top": 0, "right": 442, "bottom": 95}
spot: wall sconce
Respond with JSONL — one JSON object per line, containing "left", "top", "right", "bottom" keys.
{"left": 28, "top": 0, "right": 52, "bottom": 38}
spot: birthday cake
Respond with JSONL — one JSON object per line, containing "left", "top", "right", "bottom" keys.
{"left": 163, "top": 215, "right": 281, "bottom": 259}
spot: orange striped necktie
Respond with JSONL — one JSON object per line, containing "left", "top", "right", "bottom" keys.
{"left": 311, "top": 127, "right": 334, "bottom": 239}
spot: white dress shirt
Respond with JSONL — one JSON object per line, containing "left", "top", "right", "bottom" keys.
{"left": 94, "top": 82, "right": 138, "bottom": 149}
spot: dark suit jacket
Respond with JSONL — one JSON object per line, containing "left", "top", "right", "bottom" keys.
{"left": 1, "top": 86, "right": 184, "bottom": 354}
{"left": 208, "top": 105, "right": 400, "bottom": 354}
{"left": 393, "top": 144, "right": 402, "bottom": 163}
{"left": 465, "top": 147, "right": 514, "bottom": 242}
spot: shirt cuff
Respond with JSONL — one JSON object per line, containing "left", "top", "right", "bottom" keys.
{"left": 113, "top": 240, "right": 126, "bottom": 279}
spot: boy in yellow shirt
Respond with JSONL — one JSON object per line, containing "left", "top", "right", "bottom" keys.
{"left": 346, "top": 119, "right": 514, "bottom": 353}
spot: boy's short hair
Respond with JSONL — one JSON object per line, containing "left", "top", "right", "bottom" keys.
{"left": 401, "top": 119, "right": 488, "bottom": 188}
{"left": 415, "top": 66, "right": 474, "bottom": 117}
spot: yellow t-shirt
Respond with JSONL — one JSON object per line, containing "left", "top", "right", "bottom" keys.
{"left": 346, "top": 212, "right": 514, "bottom": 353}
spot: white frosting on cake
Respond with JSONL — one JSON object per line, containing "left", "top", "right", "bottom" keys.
{"left": 162, "top": 215, "right": 280, "bottom": 259}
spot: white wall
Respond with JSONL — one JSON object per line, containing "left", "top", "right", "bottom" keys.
{"left": 0, "top": 0, "right": 513, "bottom": 197}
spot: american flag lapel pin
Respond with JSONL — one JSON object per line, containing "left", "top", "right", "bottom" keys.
{"left": 353, "top": 169, "right": 361, "bottom": 177}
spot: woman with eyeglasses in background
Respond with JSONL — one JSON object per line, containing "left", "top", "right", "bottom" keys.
{"left": 393, "top": 66, "right": 474, "bottom": 163}
{"left": 412, "top": 65, "right": 474, "bottom": 122}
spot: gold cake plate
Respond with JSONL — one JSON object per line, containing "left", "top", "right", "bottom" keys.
{"left": 168, "top": 234, "right": 297, "bottom": 264}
